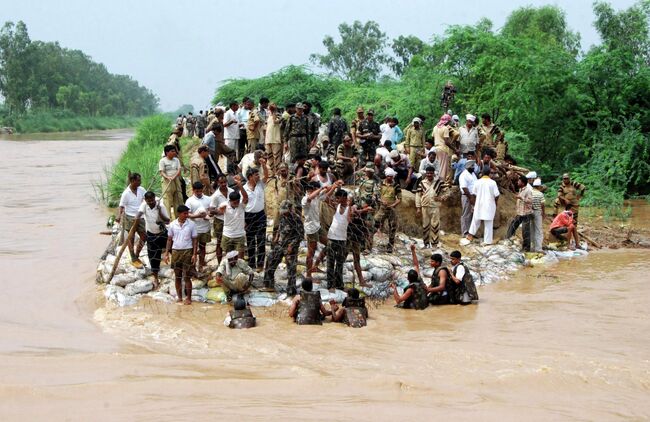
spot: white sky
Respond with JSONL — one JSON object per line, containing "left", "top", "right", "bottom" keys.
{"left": 1, "top": 0, "right": 639, "bottom": 111}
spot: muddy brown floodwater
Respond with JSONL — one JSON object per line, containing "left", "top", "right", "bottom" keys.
{"left": 0, "top": 130, "right": 649, "bottom": 421}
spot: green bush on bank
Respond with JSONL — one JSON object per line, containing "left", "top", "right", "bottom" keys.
{"left": 103, "top": 115, "right": 173, "bottom": 207}
{"left": 7, "top": 109, "right": 141, "bottom": 133}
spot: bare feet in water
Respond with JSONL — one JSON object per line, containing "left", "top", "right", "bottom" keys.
{"left": 183, "top": 297, "right": 192, "bottom": 305}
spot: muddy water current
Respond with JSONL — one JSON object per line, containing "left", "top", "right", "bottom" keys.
{"left": 0, "top": 130, "right": 648, "bottom": 420}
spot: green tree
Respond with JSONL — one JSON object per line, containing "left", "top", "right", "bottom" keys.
{"left": 310, "top": 21, "right": 390, "bottom": 83}
{"left": 0, "top": 21, "right": 35, "bottom": 113}
{"left": 390, "top": 35, "right": 426, "bottom": 76}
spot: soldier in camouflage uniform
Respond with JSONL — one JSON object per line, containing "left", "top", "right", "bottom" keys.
{"left": 336, "top": 134, "right": 360, "bottom": 184}
{"left": 357, "top": 109, "right": 382, "bottom": 164}
{"left": 356, "top": 163, "right": 379, "bottom": 250}
{"left": 374, "top": 167, "right": 401, "bottom": 253}
{"left": 327, "top": 107, "right": 349, "bottom": 150}
{"left": 554, "top": 173, "right": 586, "bottom": 224}
{"left": 263, "top": 200, "right": 304, "bottom": 295}
{"left": 478, "top": 113, "right": 505, "bottom": 157}
{"left": 284, "top": 102, "right": 309, "bottom": 162}
{"left": 303, "top": 101, "right": 320, "bottom": 147}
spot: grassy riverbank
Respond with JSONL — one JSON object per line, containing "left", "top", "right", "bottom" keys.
{"left": 4, "top": 110, "right": 143, "bottom": 134}
{"left": 97, "top": 114, "right": 199, "bottom": 207}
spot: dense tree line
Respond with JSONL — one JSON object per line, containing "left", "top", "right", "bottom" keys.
{"left": 0, "top": 21, "right": 158, "bottom": 117}
{"left": 214, "top": 2, "right": 650, "bottom": 207}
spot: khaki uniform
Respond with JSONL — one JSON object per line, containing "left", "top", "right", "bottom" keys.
{"left": 478, "top": 123, "right": 505, "bottom": 154}
{"left": 554, "top": 181, "right": 586, "bottom": 223}
{"left": 433, "top": 125, "right": 452, "bottom": 183}
{"left": 414, "top": 176, "right": 444, "bottom": 247}
{"left": 167, "top": 134, "right": 183, "bottom": 162}
{"left": 404, "top": 126, "right": 425, "bottom": 172}
{"left": 350, "top": 117, "right": 363, "bottom": 146}
{"left": 162, "top": 178, "right": 183, "bottom": 220}
{"left": 374, "top": 180, "right": 401, "bottom": 248}
{"left": 265, "top": 113, "right": 283, "bottom": 176}
{"left": 246, "top": 109, "right": 261, "bottom": 153}
{"left": 190, "top": 153, "right": 212, "bottom": 196}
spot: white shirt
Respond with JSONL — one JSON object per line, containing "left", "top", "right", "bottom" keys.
{"left": 472, "top": 176, "right": 500, "bottom": 220}
{"left": 185, "top": 194, "right": 212, "bottom": 234}
{"left": 453, "top": 263, "right": 466, "bottom": 282}
{"left": 418, "top": 157, "right": 440, "bottom": 176}
{"left": 244, "top": 182, "right": 265, "bottom": 213}
{"left": 459, "top": 170, "right": 478, "bottom": 195}
{"left": 301, "top": 193, "right": 323, "bottom": 235}
{"left": 158, "top": 157, "right": 180, "bottom": 178}
{"left": 210, "top": 187, "right": 234, "bottom": 221}
{"left": 224, "top": 109, "right": 239, "bottom": 140}
{"left": 119, "top": 186, "right": 146, "bottom": 217}
{"left": 459, "top": 126, "right": 479, "bottom": 154}
{"left": 221, "top": 202, "right": 246, "bottom": 238}
{"left": 380, "top": 125, "right": 395, "bottom": 144}
{"left": 137, "top": 200, "right": 169, "bottom": 234}
{"left": 376, "top": 146, "right": 391, "bottom": 160}
{"left": 328, "top": 204, "right": 349, "bottom": 241}
{"left": 168, "top": 219, "right": 197, "bottom": 250}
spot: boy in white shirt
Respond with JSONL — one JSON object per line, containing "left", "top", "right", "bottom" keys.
{"left": 185, "top": 181, "right": 213, "bottom": 271}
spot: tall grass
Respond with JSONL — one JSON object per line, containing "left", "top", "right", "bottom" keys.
{"left": 4, "top": 109, "right": 142, "bottom": 133}
{"left": 103, "top": 115, "right": 174, "bottom": 207}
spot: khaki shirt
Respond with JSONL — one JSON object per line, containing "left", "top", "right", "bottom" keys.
{"left": 433, "top": 125, "right": 451, "bottom": 154}
{"left": 379, "top": 181, "right": 401, "bottom": 203}
{"left": 246, "top": 109, "right": 261, "bottom": 140}
{"left": 190, "top": 153, "right": 210, "bottom": 189}
{"left": 415, "top": 177, "right": 443, "bottom": 208}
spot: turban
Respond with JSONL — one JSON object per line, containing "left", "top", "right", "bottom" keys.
{"left": 436, "top": 114, "right": 452, "bottom": 127}
{"left": 384, "top": 168, "right": 397, "bottom": 177}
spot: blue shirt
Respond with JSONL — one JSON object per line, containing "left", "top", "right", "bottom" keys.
{"left": 391, "top": 126, "right": 404, "bottom": 148}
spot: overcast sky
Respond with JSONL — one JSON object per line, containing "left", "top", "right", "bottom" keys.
{"left": 2, "top": 0, "right": 638, "bottom": 111}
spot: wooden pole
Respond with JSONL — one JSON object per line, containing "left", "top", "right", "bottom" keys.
{"left": 106, "top": 174, "right": 171, "bottom": 283}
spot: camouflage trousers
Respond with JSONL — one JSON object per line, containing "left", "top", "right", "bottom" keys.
{"left": 375, "top": 206, "right": 397, "bottom": 246}
{"left": 289, "top": 136, "right": 308, "bottom": 163}
{"left": 263, "top": 242, "right": 298, "bottom": 289}
{"left": 267, "top": 143, "right": 283, "bottom": 177}
{"left": 422, "top": 206, "right": 440, "bottom": 247}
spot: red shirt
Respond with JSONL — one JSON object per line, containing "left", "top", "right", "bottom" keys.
{"left": 550, "top": 211, "right": 574, "bottom": 231}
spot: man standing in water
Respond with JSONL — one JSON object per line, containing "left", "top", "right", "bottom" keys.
{"left": 135, "top": 191, "right": 170, "bottom": 289}
{"left": 116, "top": 173, "right": 147, "bottom": 268}
{"left": 185, "top": 181, "right": 212, "bottom": 272}
{"left": 163, "top": 205, "right": 198, "bottom": 305}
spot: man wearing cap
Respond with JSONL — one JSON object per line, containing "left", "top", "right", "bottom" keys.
{"left": 404, "top": 117, "right": 426, "bottom": 172}
{"left": 327, "top": 108, "right": 349, "bottom": 150}
{"left": 357, "top": 109, "right": 382, "bottom": 164}
{"left": 350, "top": 107, "right": 365, "bottom": 145}
{"left": 336, "top": 134, "right": 360, "bottom": 184}
{"left": 433, "top": 113, "right": 454, "bottom": 184}
{"left": 163, "top": 205, "right": 198, "bottom": 305}
{"left": 459, "top": 159, "right": 478, "bottom": 236}
{"left": 459, "top": 115, "right": 479, "bottom": 157}
{"left": 190, "top": 146, "right": 213, "bottom": 196}
{"left": 284, "top": 102, "right": 310, "bottom": 163}
{"left": 263, "top": 200, "right": 304, "bottom": 294}
{"left": 215, "top": 251, "right": 254, "bottom": 299}
{"left": 531, "top": 178, "right": 546, "bottom": 252}
{"left": 414, "top": 166, "right": 444, "bottom": 248}
{"left": 478, "top": 113, "right": 505, "bottom": 155}
{"left": 375, "top": 167, "right": 401, "bottom": 253}
{"left": 385, "top": 149, "right": 413, "bottom": 188}
{"left": 554, "top": 173, "right": 586, "bottom": 224}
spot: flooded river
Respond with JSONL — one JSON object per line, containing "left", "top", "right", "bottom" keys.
{"left": 0, "top": 130, "right": 648, "bottom": 420}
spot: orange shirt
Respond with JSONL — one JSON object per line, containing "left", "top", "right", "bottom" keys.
{"left": 550, "top": 211, "right": 574, "bottom": 231}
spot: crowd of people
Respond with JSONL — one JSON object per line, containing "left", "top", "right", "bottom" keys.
{"left": 116, "top": 97, "right": 587, "bottom": 327}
